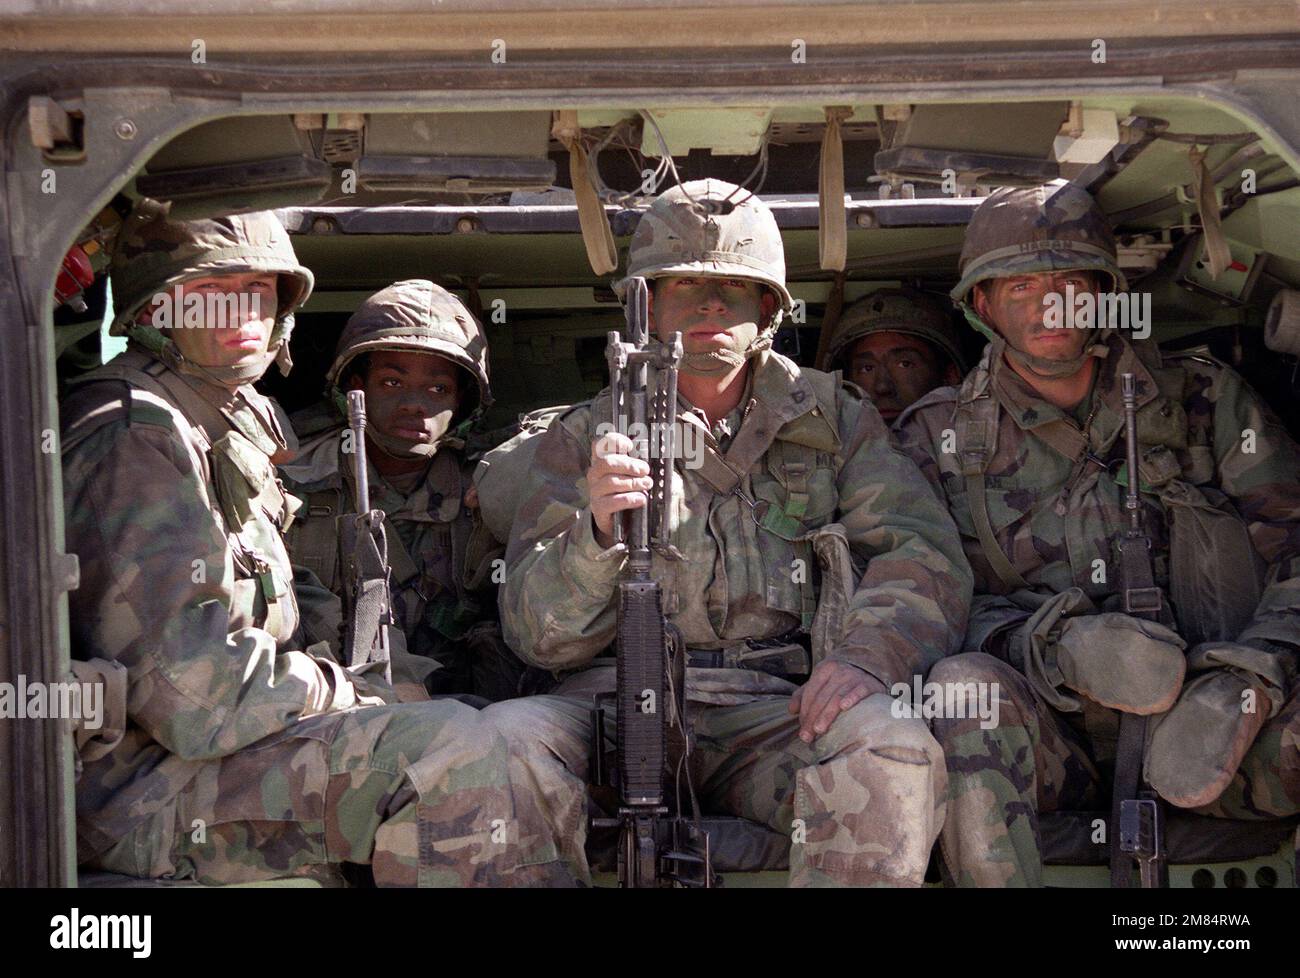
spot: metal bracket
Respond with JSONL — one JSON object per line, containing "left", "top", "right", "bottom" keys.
{"left": 28, "top": 96, "right": 85, "bottom": 164}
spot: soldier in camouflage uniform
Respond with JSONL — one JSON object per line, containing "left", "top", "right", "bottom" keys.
{"left": 496, "top": 179, "right": 974, "bottom": 886}
{"left": 823, "top": 287, "right": 967, "bottom": 425}
{"left": 897, "top": 182, "right": 1300, "bottom": 886}
{"left": 60, "top": 204, "right": 586, "bottom": 886}
{"left": 280, "top": 280, "right": 520, "bottom": 701}
{"left": 472, "top": 405, "right": 569, "bottom": 548}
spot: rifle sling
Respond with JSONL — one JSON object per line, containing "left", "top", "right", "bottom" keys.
{"left": 342, "top": 516, "right": 393, "bottom": 674}
{"left": 1110, "top": 712, "right": 1149, "bottom": 887}
{"left": 964, "top": 471, "right": 1031, "bottom": 593}
{"left": 690, "top": 398, "right": 784, "bottom": 497}
{"left": 964, "top": 411, "right": 1101, "bottom": 594}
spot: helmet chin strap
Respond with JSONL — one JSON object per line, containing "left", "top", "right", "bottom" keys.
{"left": 680, "top": 349, "right": 746, "bottom": 375}
{"left": 676, "top": 313, "right": 773, "bottom": 375}
{"left": 1001, "top": 332, "right": 1109, "bottom": 379}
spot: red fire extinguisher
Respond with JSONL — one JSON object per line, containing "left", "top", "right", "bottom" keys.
{"left": 53, "top": 243, "right": 97, "bottom": 314}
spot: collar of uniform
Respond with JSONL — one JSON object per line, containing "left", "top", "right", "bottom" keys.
{"left": 748, "top": 350, "right": 823, "bottom": 429}
{"left": 983, "top": 332, "right": 1148, "bottom": 437}
{"left": 987, "top": 341, "right": 1075, "bottom": 431}
{"left": 676, "top": 365, "right": 757, "bottom": 451}
{"left": 1085, "top": 333, "right": 1162, "bottom": 450}
{"left": 232, "top": 385, "right": 297, "bottom": 463}
{"left": 675, "top": 351, "right": 823, "bottom": 452}
{"left": 363, "top": 447, "right": 463, "bottom": 524}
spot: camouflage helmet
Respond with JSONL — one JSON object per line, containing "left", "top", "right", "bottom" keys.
{"left": 616, "top": 178, "right": 795, "bottom": 342}
{"left": 109, "top": 201, "right": 313, "bottom": 382}
{"left": 950, "top": 181, "right": 1127, "bottom": 312}
{"left": 326, "top": 279, "right": 493, "bottom": 419}
{"left": 824, "top": 287, "right": 967, "bottom": 375}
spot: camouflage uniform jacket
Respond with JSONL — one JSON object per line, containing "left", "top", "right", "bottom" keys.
{"left": 501, "top": 349, "right": 973, "bottom": 692}
{"left": 61, "top": 348, "right": 370, "bottom": 862}
{"left": 897, "top": 332, "right": 1300, "bottom": 670}
{"left": 279, "top": 429, "right": 489, "bottom": 684}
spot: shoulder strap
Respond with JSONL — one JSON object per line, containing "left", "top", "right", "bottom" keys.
{"left": 287, "top": 488, "right": 345, "bottom": 592}
{"left": 62, "top": 361, "right": 213, "bottom": 471}
{"left": 956, "top": 389, "right": 1031, "bottom": 592}
{"left": 386, "top": 524, "right": 421, "bottom": 590}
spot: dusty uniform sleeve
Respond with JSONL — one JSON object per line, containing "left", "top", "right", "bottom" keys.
{"left": 65, "top": 421, "right": 360, "bottom": 762}
{"left": 1203, "top": 366, "right": 1300, "bottom": 657}
{"left": 830, "top": 395, "right": 974, "bottom": 687}
{"left": 500, "top": 406, "right": 623, "bottom": 670}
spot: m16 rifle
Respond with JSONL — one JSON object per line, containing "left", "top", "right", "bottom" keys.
{"left": 590, "top": 276, "right": 717, "bottom": 888}
{"left": 338, "top": 389, "right": 396, "bottom": 684}
{"left": 1111, "top": 372, "right": 1168, "bottom": 888}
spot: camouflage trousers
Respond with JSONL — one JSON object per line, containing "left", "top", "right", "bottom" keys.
{"left": 87, "top": 700, "right": 588, "bottom": 886}
{"left": 492, "top": 688, "right": 946, "bottom": 886}
{"left": 930, "top": 652, "right": 1300, "bottom": 887}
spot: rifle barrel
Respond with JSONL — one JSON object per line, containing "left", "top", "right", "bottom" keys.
{"left": 347, "top": 390, "right": 370, "bottom": 514}
{"left": 1121, "top": 373, "right": 1141, "bottom": 532}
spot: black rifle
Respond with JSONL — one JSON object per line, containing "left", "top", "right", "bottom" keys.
{"left": 590, "top": 276, "right": 716, "bottom": 888}
{"left": 337, "top": 390, "right": 395, "bottom": 684}
{"left": 1110, "top": 372, "right": 1168, "bottom": 888}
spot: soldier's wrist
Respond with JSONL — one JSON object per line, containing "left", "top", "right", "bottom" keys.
{"left": 825, "top": 654, "right": 890, "bottom": 692}
{"left": 568, "top": 506, "right": 625, "bottom": 573}
{"left": 591, "top": 512, "right": 615, "bottom": 549}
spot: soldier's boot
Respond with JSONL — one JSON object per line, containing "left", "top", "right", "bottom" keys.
{"left": 789, "top": 692, "right": 946, "bottom": 887}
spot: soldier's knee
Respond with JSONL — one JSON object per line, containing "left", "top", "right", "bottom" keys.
{"left": 929, "top": 651, "right": 1011, "bottom": 688}
{"left": 828, "top": 693, "right": 943, "bottom": 769}
{"left": 483, "top": 695, "right": 593, "bottom": 773}
{"left": 361, "top": 699, "right": 496, "bottom": 771}
{"left": 925, "top": 653, "right": 1022, "bottom": 746}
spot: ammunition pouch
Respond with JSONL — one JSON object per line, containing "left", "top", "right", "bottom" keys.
{"left": 1054, "top": 612, "right": 1187, "bottom": 716}
{"left": 1151, "top": 476, "right": 1266, "bottom": 647}
{"left": 1146, "top": 642, "right": 1285, "bottom": 809}
{"left": 1005, "top": 589, "right": 1189, "bottom": 716}
{"left": 1184, "top": 641, "right": 1290, "bottom": 718}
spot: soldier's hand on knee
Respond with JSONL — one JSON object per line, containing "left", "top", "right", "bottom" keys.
{"left": 790, "top": 661, "right": 885, "bottom": 743}
{"left": 589, "top": 432, "right": 653, "bottom": 547}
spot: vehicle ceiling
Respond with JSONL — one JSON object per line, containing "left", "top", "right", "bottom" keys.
{"left": 55, "top": 96, "right": 1300, "bottom": 430}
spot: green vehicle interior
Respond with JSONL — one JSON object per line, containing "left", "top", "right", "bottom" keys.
{"left": 3, "top": 1, "right": 1299, "bottom": 888}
